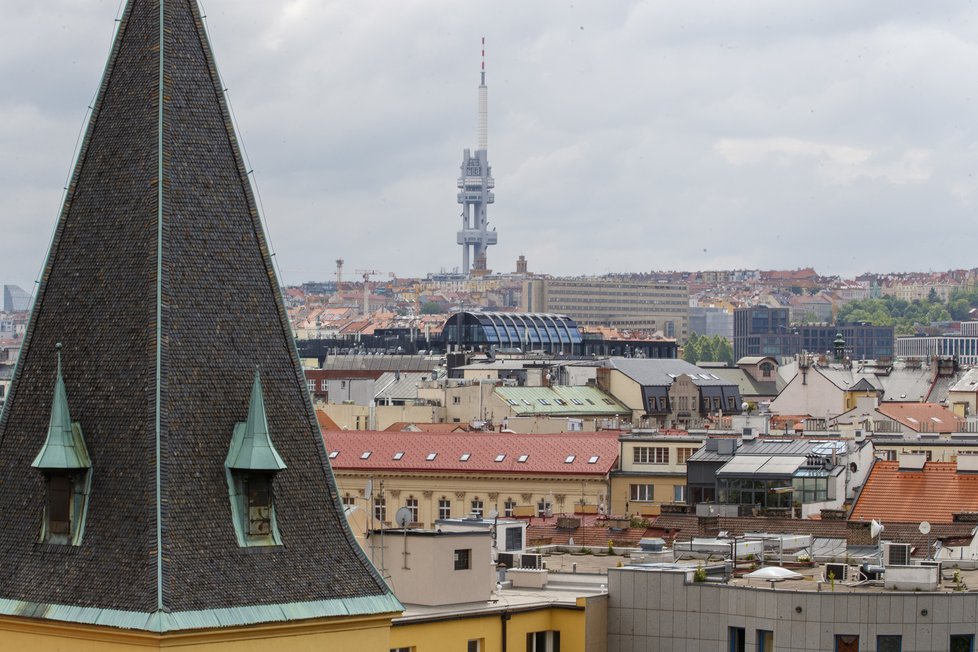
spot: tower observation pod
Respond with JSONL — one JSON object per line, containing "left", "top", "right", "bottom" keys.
{"left": 457, "top": 37, "right": 497, "bottom": 276}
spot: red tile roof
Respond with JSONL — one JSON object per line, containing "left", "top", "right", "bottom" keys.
{"left": 315, "top": 410, "right": 340, "bottom": 431}
{"left": 323, "top": 430, "right": 620, "bottom": 476}
{"left": 875, "top": 402, "right": 965, "bottom": 433}
{"left": 524, "top": 514, "right": 651, "bottom": 547}
{"left": 851, "top": 461, "right": 978, "bottom": 523}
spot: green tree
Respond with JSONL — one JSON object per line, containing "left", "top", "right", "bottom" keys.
{"left": 420, "top": 301, "right": 443, "bottom": 315}
{"left": 714, "top": 337, "right": 735, "bottom": 366}
{"left": 683, "top": 333, "right": 701, "bottom": 364}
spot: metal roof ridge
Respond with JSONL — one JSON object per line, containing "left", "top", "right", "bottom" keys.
{"left": 0, "top": 593, "right": 402, "bottom": 632}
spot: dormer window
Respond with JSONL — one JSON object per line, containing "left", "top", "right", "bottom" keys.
{"left": 225, "top": 369, "right": 287, "bottom": 547}
{"left": 32, "top": 344, "right": 92, "bottom": 546}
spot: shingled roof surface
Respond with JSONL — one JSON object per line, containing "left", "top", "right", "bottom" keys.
{"left": 0, "top": 0, "right": 395, "bottom": 629}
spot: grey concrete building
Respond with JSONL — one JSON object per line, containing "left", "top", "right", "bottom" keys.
{"left": 1, "top": 285, "right": 30, "bottom": 312}
{"left": 522, "top": 277, "right": 689, "bottom": 340}
{"left": 609, "top": 565, "right": 978, "bottom": 651}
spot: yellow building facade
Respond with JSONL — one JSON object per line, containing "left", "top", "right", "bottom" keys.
{"left": 609, "top": 432, "right": 705, "bottom": 516}
{"left": 390, "top": 597, "right": 607, "bottom": 652}
{"left": 0, "top": 615, "right": 394, "bottom": 651}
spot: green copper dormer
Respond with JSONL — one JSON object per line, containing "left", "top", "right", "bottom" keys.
{"left": 225, "top": 369, "right": 285, "bottom": 546}
{"left": 227, "top": 369, "right": 286, "bottom": 472}
{"left": 32, "top": 344, "right": 92, "bottom": 546}
{"left": 32, "top": 346, "right": 91, "bottom": 471}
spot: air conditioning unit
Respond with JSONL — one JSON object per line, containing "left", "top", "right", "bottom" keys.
{"left": 824, "top": 563, "right": 849, "bottom": 583}
{"left": 884, "top": 543, "right": 911, "bottom": 566}
{"left": 521, "top": 553, "right": 542, "bottom": 569}
{"left": 496, "top": 552, "right": 516, "bottom": 569}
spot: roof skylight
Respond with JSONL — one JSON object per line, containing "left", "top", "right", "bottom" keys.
{"left": 517, "top": 454, "right": 529, "bottom": 463}
{"left": 393, "top": 451, "right": 404, "bottom": 460}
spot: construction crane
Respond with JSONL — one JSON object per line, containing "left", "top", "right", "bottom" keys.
{"left": 354, "top": 269, "right": 395, "bottom": 315}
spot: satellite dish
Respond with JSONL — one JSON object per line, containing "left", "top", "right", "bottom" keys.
{"left": 394, "top": 507, "right": 413, "bottom": 528}
{"left": 919, "top": 521, "right": 931, "bottom": 535}
{"left": 870, "top": 519, "right": 884, "bottom": 539}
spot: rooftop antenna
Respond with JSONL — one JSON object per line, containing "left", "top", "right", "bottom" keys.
{"left": 478, "top": 37, "right": 488, "bottom": 150}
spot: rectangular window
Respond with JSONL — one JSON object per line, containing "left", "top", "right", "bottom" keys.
{"left": 505, "top": 526, "right": 522, "bottom": 551}
{"left": 633, "top": 446, "right": 669, "bottom": 464}
{"left": 47, "top": 474, "right": 72, "bottom": 535}
{"left": 835, "top": 635, "right": 859, "bottom": 652}
{"left": 320, "top": 379, "right": 328, "bottom": 391}
{"left": 467, "top": 640, "right": 483, "bottom": 652}
{"left": 757, "top": 629, "right": 773, "bottom": 652}
{"left": 246, "top": 475, "right": 272, "bottom": 536}
{"left": 470, "top": 498, "right": 484, "bottom": 518}
{"left": 630, "top": 484, "right": 654, "bottom": 502}
{"left": 306, "top": 379, "right": 315, "bottom": 392}
{"left": 373, "top": 496, "right": 386, "bottom": 523}
{"left": 729, "top": 626, "right": 746, "bottom": 652}
{"left": 677, "top": 447, "right": 697, "bottom": 464}
{"left": 438, "top": 498, "right": 451, "bottom": 520}
{"left": 406, "top": 497, "right": 419, "bottom": 523}
{"left": 537, "top": 500, "right": 552, "bottom": 517}
{"left": 454, "top": 548, "right": 471, "bottom": 570}
{"left": 877, "top": 635, "right": 901, "bottom": 652}
{"left": 526, "top": 631, "right": 560, "bottom": 652}
{"left": 453, "top": 396, "right": 461, "bottom": 405}
{"left": 951, "top": 634, "right": 975, "bottom": 652}
{"left": 673, "top": 485, "right": 686, "bottom": 502}
{"left": 390, "top": 647, "right": 415, "bottom": 652}
{"left": 342, "top": 493, "right": 356, "bottom": 507}
{"left": 504, "top": 499, "right": 517, "bottom": 517}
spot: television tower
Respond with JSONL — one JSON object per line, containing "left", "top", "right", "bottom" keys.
{"left": 456, "top": 37, "right": 497, "bottom": 276}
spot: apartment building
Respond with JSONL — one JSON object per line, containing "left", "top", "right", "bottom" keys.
{"left": 522, "top": 277, "right": 689, "bottom": 340}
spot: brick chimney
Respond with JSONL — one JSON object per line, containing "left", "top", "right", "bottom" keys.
{"left": 846, "top": 520, "right": 872, "bottom": 545}
{"left": 698, "top": 515, "right": 720, "bottom": 537}
{"left": 820, "top": 508, "right": 847, "bottom": 521}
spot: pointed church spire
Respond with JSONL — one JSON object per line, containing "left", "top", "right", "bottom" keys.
{"left": 0, "top": 0, "right": 397, "bottom": 632}
{"left": 227, "top": 368, "right": 286, "bottom": 471}
{"left": 31, "top": 344, "right": 90, "bottom": 471}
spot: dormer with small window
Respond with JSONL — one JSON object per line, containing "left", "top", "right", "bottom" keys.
{"left": 31, "top": 345, "right": 92, "bottom": 546}
{"left": 225, "top": 369, "right": 286, "bottom": 547}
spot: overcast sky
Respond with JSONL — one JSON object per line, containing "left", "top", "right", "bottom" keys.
{"left": 2, "top": 1, "right": 978, "bottom": 290}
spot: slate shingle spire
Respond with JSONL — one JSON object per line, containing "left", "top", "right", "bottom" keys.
{"left": 0, "top": 0, "right": 398, "bottom": 631}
